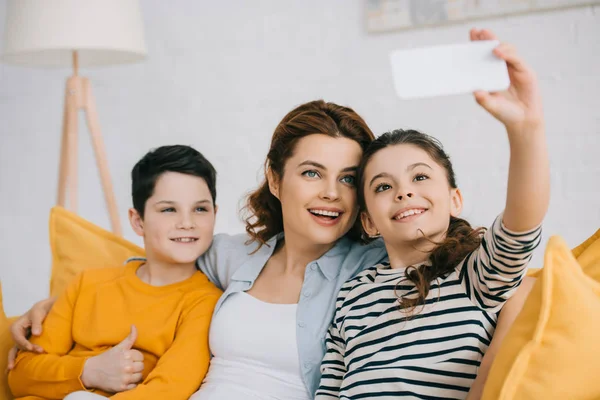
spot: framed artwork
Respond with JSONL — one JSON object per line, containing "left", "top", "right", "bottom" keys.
{"left": 365, "top": 0, "right": 600, "bottom": 32}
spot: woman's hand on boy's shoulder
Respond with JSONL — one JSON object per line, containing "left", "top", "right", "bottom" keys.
{"left": 6, "top": 296, "right": 56, "bottom": 369}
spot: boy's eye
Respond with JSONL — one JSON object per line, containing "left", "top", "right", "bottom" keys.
{"left": 302, "top": 170, "right": 320, "bottom": 179}
{"left": 414, "top": 174, "right": 429, "bottom": 182}
{"left": 161, "top": 207, "right": 176, "bottom": 213}
{"left": 375, "top": 183, "right": 392, "bottom": 193}
{"left": 340, "top": 175, "right": 356, "bottom": 186}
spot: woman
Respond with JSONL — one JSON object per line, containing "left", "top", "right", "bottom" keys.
{"left": 9, "top": 28, "right": 536, "bottom": 399}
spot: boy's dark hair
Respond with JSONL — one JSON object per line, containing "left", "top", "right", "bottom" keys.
{"left": 131, "top": 145, "right": 217, "bottom": 218}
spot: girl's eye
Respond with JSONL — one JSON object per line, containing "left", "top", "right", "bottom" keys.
{"left": 196, "top": 207, "right": 208, "bottom": 213}
{"left": 302, "top": 170, "right": 320, "bottom": 179}
{"left": 414, "top": 174, "right": 429, "bottom": 182}
{"left": 161, "top": 207, "right": 175, "bottom": 213}
{"left": 375, "top": 183, "right": 392, "bottom": 193}
{"left": 340, "top": 175, "right": 356, "bottom": 186}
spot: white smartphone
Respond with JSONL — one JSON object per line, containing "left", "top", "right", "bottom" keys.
{"left": 389, "top": 40, "right": 510, "bottom": 99}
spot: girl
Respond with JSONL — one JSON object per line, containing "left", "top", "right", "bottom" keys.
{"left": 316, "top": 38, "right": 549, "bottom": 399}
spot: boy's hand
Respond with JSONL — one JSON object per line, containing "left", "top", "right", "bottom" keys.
{"left": 81, "top": 325, "right": 145, "bottom": 392}
{"left": 470, "top": 28, "right": 544, "bottom": 134}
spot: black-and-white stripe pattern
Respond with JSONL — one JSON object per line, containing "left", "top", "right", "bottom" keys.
{"left": 316, "top": 214, "right": 541, "bottom": 399}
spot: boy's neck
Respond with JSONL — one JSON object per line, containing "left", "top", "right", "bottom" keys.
{"left": 136, "top": 259, "right": 197, "bottom": 286}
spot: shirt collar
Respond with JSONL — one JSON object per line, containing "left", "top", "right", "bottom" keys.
{"left": 229, "top": 232, "right": 281, "bottom": 283}
{"left": 314, "top": 236, "right": 354, "bottom": 281}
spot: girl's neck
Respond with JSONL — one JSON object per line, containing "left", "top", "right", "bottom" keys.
{"left": 385, "top": 238, "right": 437, "bottom": 269}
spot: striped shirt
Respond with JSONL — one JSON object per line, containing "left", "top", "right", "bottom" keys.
{"left": 316, "top": 214, "right": 542, "bottom": 400}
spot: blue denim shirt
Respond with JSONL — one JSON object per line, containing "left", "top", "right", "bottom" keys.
{"left": 196, "top": 233, "right": 387, "bottom": 397}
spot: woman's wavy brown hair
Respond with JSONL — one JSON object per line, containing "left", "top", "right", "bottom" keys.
{"left": 357, "top": 129, "right": 485, "bottom": 312}
{"left": 243, "top": 100, "right": 375, "bottom": 249}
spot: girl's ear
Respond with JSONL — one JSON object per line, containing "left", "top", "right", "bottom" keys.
{"left": 361, "top": 211, "right": 380, "bottom": 238}
{"left": 450, "top": 188, "right": 463, "bottom": 218}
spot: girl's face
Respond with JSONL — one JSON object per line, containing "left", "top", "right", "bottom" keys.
{"left": 361, "top": 144, "right": 463, "bottom": 248}
{"left": 269, "top": 134, "right": 363, "bottom": 248}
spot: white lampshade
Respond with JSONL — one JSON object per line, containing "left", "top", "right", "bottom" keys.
{"left": 1, "top": 0, "right": 147, "bottom": 67}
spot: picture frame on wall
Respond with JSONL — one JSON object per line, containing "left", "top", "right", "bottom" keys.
{"left": 365, "top": 0, "right": 600, "bottom": 32}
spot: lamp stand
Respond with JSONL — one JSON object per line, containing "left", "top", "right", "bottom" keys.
{"left": 56, "top": 51, "right": 122, "bottom": 236}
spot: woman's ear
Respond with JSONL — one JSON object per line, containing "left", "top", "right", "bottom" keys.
{"left": 266, "top": 167, "right": 280, "bottom": 200}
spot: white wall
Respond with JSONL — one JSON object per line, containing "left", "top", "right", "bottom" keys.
{"left": 1, "top": 0, "right": 599, "bottom": 316}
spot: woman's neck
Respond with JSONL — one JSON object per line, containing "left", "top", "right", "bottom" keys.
{"left": 273, "top": 232, "right": 336, "bottom": 276}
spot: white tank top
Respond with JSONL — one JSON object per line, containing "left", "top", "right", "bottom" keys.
{"left": 192, "top": 292, "right": 311, "bottom": 400}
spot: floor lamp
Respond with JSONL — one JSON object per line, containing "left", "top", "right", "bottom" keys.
{"left": 1, "top": 0, "right": 147, "bottom": 236}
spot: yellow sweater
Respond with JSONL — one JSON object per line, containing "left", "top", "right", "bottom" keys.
{"left": 8, "top": 261, "right": 222, "bottom": 400}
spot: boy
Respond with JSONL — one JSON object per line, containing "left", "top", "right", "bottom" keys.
{"left": 8, "top": 145, "right": 222, "bottom": 400}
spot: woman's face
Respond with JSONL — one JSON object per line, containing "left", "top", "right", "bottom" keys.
{"left": 269, "top": 134, "right": 363, "bottom": 248}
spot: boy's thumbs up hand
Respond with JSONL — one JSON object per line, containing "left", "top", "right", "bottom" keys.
{"left": 81, "top": 325, "right": 145, "bottom": 393}
{"left": 115, "top": 325, "right": 138, "bottom": 351}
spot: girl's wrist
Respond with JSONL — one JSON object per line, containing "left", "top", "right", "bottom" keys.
{"left": 506, "top": 119, "right": 545, "bottom": 141}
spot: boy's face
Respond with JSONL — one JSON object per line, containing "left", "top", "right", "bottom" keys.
{"left": 129, "top": 171, "right": 216, "bottom": 266}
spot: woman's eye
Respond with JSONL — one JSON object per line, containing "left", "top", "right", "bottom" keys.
{"left": 414, "top": 174, "right": 429, "bottom": 182}
{"left": 196, "top": 207, "right": 207, "bottom": 213}
{"left": 161, "top": 207, "right": 175, "bottom": 213}
{"left": 340, "top": 175, "right": 356, "bottom": 186}
{"left": 375, "top": 183, "right": 391, "bottom": 193}
{"left": 302, "top": 170, "right": 320, "bottom": 178}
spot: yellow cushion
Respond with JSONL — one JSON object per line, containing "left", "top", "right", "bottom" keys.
{"left": 49, "top": 206, "right": 145, "bottom": 297}
{"left": 482, "top": 232, "right": 600, "bottom": 400}
{"left": 572, "top": 228, "right": 600, "bottom": 281}
{"left": 0, "top": 283, "right": 16, "bottom": 400}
